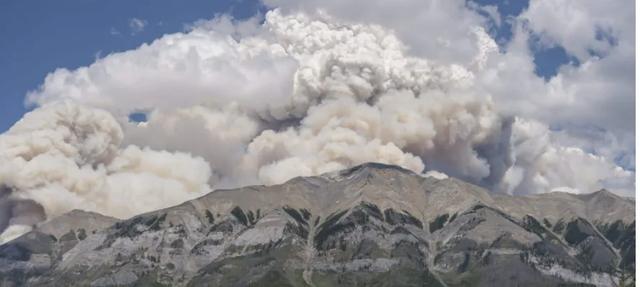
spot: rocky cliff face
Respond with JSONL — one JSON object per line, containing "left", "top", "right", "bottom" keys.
{"left": 0, "top": 163, "right": 635, "bottom": 287}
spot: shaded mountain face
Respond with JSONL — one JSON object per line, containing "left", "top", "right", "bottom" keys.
{"left": 0, "top": 163, "right": 635, "bottom": 287}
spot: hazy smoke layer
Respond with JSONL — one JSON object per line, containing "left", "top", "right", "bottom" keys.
{"left": 0, "top": 9, "right": 633, "bottom": 238}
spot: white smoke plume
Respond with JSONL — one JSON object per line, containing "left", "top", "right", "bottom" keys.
{"left": 0, "top": 7, "right": 633, "bottom": 237}
{"left": 0, "top": 102, "right": 212, "bottom": 241}
{"left": 497, "top": 118, "right": 633, "bottom": 195}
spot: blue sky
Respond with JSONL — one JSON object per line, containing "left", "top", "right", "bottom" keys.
{"left": 0, "top": 0, "right": 265, "bottom": 131}
{"left": 0, "top": 0, "right": 576, "bottom": 131}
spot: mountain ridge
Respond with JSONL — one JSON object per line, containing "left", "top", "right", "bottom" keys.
{"left": 0, "top": 162, "right": 635, "bottom": 287}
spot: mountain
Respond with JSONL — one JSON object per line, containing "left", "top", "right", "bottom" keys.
{"left": 0, "top": 163, "right": 635, "bottom": 287}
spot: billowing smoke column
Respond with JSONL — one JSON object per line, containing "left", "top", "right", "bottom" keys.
{"left": 0, "top": 9, "right": 633, "bottom": 240}
{"left": 0, "top": 102, "right": 212, "bottom": 242}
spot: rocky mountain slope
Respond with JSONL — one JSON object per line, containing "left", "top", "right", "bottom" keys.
{"left": 0, "top": 163, "right": 635, "bottom": 286}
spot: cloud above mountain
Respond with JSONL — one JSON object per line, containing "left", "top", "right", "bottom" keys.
{"left": 0, "top": 0, "right": 634, "bottom": 240}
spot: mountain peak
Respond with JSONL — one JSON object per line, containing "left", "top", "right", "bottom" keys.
{"left": 590, "top": 188, "right": 618, "bottom": 198}
{"left": 320, "top": 161, "right": 416, "bottom": 181}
